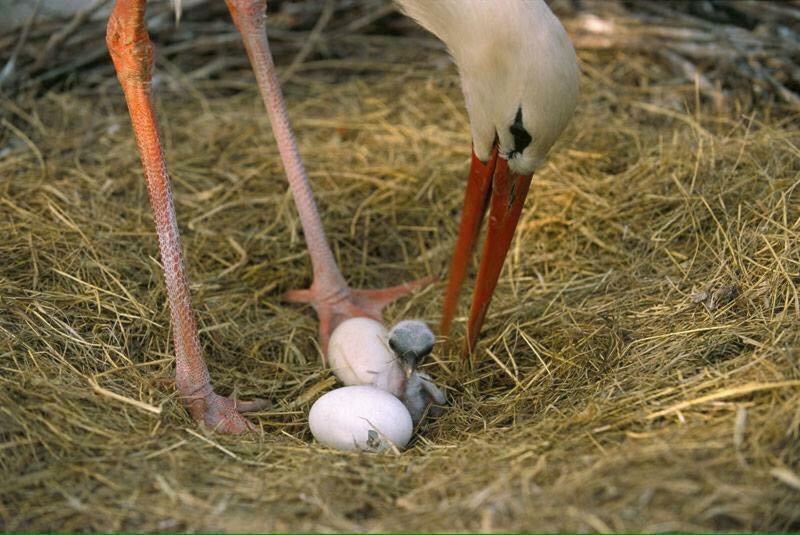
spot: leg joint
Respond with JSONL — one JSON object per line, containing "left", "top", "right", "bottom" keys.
{"left": 106, "top": 1, "right": 154, "bottom": 83}
{"left": 225, "top": 0, "right": 267, "bottom": 33}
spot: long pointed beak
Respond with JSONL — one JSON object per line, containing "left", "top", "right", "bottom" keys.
{"left": 439, "top": 149, "right": 497, "bottom": 337}
{"left": 402, "top": 358, "right": 416, "bottom": 379}
{"left": 441, "top": 149, "right": 533, "bottom": 356}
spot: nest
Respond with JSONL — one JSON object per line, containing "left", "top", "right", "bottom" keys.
{"left": 1, "top": 0, "right": 799, "bottom": 531}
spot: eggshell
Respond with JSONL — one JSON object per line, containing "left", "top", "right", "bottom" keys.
{"left": 309, "top": 385, "right": 413, "bottom": 452}
{"left": 327, "top": 318, "right": 404, "bottom": 395}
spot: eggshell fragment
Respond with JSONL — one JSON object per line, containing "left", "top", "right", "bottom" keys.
{"left": 327, "top": 318, "right": 404, "bottom": 396}
{"left": 309, "top": 385, "right": 413, "bottom": 452}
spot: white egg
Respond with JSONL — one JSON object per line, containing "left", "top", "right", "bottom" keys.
{"left": 309, "top": 385, "right": 413, "bottom": 452}
{"left": 327, "top": 317, "right": 404, "bottom": 396}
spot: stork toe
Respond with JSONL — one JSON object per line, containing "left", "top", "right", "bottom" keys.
{"left": 283, "top": 275, "right": 434, "bottom": 359}
{"left": 184, "top": 390, "right": 269, "bottom": 434}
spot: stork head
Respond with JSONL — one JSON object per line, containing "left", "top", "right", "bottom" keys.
{"left": 396, "top": 0, "right": 580, "bottom": 352}
{"left": 388, "top": 320, "right": 435, "bottom": 378}
{"left": 396, "top": 0, "right": 579, "bottom": 174}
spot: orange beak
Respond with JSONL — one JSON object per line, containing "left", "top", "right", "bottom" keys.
{"left": 440, "top": 147, "right": 533, "bottom": 355}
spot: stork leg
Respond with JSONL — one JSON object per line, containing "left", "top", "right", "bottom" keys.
{"left": 225, "top": 0, "right": 432, "bottom": 359}
{"left": 107, "top": 0, "right": 267, "bottom": 433}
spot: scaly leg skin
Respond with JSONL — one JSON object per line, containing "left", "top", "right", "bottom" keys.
{"left": 107, "top": 0, "right": 267, "bottom": 433}
{"left": 225, "top": 0, "right": 432, "bottom": 359}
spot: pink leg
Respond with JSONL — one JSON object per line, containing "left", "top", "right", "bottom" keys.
{"left": 225, "top": 0, "right": 432, "bottom": 358}
{"left": 107, "top": 0, "right": 267, "bottom": 433}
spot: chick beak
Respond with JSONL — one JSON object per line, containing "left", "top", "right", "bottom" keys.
{"left": 402, "top": 356, "right": 416, "bottom": 379}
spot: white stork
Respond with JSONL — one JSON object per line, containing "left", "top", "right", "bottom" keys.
{"left": 105, "top": 0, "right": 579, "bottom": 433}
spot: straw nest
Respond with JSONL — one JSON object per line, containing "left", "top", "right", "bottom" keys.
{"left": 1, "top": 0, "right": 799, "bottom": 531}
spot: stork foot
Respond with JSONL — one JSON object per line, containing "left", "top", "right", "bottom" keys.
{"left": 183, "top": 387, "right": 270, "bottom": 434}
{"left": 284, "top": 276, "right": 435, "bottom": 359}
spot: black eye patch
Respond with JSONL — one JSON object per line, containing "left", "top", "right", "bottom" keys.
{"left": 508, "top": 106, "right": 532, "bottom": 159}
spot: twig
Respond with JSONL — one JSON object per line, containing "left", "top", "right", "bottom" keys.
{"left": 184, "top": 428, "right": 241, "bottom": 460}
{"left": 0, "top": 0, "right": 41, "bottom": 88}
{"left": 660, "top": 49, "right": 724, "bottom": 109}
{"left": 89, "top": 376, "right": 163, "bottom": 415}
{"left": 279, "top": 0, "right": 336, "bottom": 84}
{"left": 30, "top": 0, "right": 109, "bottom": 73}
{"left": 334, "top": 2, "right": 397, "bottom": 36}
{"left": 647, "top": 381, "right": 800, "bottom": 420}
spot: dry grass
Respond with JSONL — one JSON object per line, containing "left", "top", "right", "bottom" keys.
{"left": 1, "top": 5, "right": 800, "bottom": 531}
